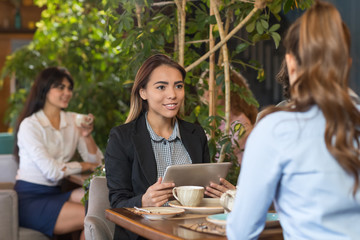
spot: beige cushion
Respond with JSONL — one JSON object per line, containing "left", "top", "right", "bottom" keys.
{"left": 84, "top": 176, "right": 114, "bottom": 240}
{"left": 0, "top": 183, "right": 50, "bottom": 240}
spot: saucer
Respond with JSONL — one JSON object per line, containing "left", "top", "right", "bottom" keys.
{"left": 134, "top": 207, "right": 185, "bottom": 220}
{"left": 168, "top": 198, "right": 224, "bottom": 214}
{"left": 206, "top": 212, "right": 280, "bottom": 226}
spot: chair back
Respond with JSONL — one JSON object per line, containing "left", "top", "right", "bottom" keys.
{"left": 84, "top": 176, "right": 114, "bottom": 240}
{"left": 0, "top": 154, "right": 18, "bottom": 183}
{"left": 0, "top": 183, "right": 49, "bottom": 240}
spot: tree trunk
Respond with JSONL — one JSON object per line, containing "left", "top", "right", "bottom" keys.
{"left": 213, "top": 0, "right": 231, "bottom": 163}
{"left": 209, "top": 0, "right": 216, "bottom": 139}
{"left": 175, "top": 0, "right": 186, "bottom": 67}
{"left": 135, "top": 3, "right": 142, "bottom": 28}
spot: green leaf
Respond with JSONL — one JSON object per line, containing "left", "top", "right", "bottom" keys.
{"left": 118, "top": 21, "right": 123, "bottom": 33}
{"left": 284, "top": 0, "right": 293, "bottom": 14}
{"left": 257, "top": 68, "right": 265, "bottom": 81}
{"left": 209, "top": 15, "right": 217, "bottom": 25}
{"left": 246, "top": 20, "right": 255, "bottom": 33}
{"left": 252, "top": 33, "right": 261, "bottom": 42}
{"left": 269, "top": 24, "right": 280, "bottom": 32}
{"left": 187, "top": 22, "right": 198, "bottom": 35}
{"left": 270, "top": 32, "right": 281, "bottom": 48}
{"left": 235, "top": 43, "right": 249, "bottom": 54}
{"left": 269, "top": 0, "right": 282, "bottom": 14}
{"left": 260, "top": 19, "right": 268, "bottom": 29}
{"left": 256, "top": 21, "right": 264, "bottom": 35}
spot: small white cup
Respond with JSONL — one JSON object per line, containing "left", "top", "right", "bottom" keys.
{"left": 220, "top": 189, "right": 236, "bottom": 212}
{"left": 75, "top": 114, "right": 94, "bottom": 127}
{"left": 172, "top": 186, "right": 204, "bottom": 207}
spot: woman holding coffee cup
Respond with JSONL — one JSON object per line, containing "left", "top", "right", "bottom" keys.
{"left": 105, "top": 54, "right": 210, "bottom": 240}
{"left": 14, "top": 67, "right": 103, "bottom": 239}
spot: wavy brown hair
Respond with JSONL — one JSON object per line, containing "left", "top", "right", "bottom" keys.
{"left": 261, "top": 1, "right": 360, "bottom": 195}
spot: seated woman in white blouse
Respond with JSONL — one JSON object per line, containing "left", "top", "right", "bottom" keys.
{"left": 14, "top": 67, "right": 103, "bottom": 240}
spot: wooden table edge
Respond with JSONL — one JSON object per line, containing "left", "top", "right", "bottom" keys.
{"left": 105, "top": 208, "right": 283, "bottom": 240}
{"left": 105, "top": 208, "right": 184, "bottom": 240}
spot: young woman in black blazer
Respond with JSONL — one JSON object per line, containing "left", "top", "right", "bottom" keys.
{"left": 105, "top": 54, "right": 210, "bottom": 240}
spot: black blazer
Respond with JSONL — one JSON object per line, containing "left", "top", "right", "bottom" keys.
{"left": 105, "top": 112, "right": 210, "bottom": 210}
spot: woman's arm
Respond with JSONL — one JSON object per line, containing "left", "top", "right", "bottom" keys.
{"left": 226, "top": 120, "right": 282, "bottom": 240}
{"left": 75, "top": 113, "right": 103, "bottom": 164}
{"left": 105, "top": 126, "right": 175, "bottom": 208}
{"left": 77, "top": 113, "right": 97, "bottom": 154}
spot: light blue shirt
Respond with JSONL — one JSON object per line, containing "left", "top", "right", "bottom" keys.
{"left": 227, "top": 105, "right": 360, "bottom": 240}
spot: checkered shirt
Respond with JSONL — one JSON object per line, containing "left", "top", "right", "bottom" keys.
{"left": 145, "top": 113, "right": 192, "bottom": 179}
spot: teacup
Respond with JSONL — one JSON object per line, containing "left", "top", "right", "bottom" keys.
{"left": 75, "top": 114, "right": 94, "bottom": 127}
{"left": 220, "top": 189, "right": 236, "bottom": 212}
{"left": 172, "top": 186, "right": 204, "bottom": 207}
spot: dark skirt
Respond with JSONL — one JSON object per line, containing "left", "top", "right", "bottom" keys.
{"left": 14, "top": 180, "right": 71, "bottom": 237}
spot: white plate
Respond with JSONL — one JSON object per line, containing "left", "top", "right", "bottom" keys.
{"left": 168, "top": 198, "right": 224, "bottom": 214}
{"left": 135, "top": 207, "right": 185, "bottom": 220}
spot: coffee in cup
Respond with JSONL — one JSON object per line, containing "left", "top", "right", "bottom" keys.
{"left": 75, "top": 114, "right": 94, "bottom": 127}
{"left": 172, "top": 186, "right": 204, "bottom": 207}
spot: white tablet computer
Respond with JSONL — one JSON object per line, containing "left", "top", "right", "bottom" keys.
{"left": 162, "top": 162, "right": 232, "bottom": 187}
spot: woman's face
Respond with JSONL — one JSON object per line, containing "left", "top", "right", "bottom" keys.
{"left": 139, "top": 65, "right": 185, "bottom": 121}
{"left": 45, "top": 78, "right": 73, "bottom": 110}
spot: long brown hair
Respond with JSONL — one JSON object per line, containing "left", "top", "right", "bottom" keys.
{"left": 261, "top": 1, "right": 360, "bottom": 194}
{"left": 14, "top": 67, "right": 73, "bottom": 161}
{"left": 125, "top": 54, "right": 186, "bottom": 123}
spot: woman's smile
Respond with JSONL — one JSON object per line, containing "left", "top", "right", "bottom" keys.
{"left": 163, "top": 103, "right": 178, "bottom": 110}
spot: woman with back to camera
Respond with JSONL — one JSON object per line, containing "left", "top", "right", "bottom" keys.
{"left": 14, "top": 67, "right": 103, "bottom": 239}
{"left": 227, "top": 1, "right": 360, "bottom": 239}
{"left": 105, "top": 54, "right": 210, "bottom": 240}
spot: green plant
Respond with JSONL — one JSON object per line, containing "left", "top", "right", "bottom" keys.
{"left": 81, "top": 164, "right": 106, "bottom": 205}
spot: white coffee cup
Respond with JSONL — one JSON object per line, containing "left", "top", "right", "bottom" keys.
{"left": 75, "top": 114, "right": 94, "bottom": 127}
{"left": 172, "top": 186, "right": 204, "bottom": 207}
{"left": 220, "top": 189, "right": 236, "bottom": 212}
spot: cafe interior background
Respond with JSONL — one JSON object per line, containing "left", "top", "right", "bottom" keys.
{"left": 0, "top": 0, "right": 359, "bottom": 186}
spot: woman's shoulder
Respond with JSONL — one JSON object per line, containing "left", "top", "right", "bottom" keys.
{"left": 18, "top": 112, "right": 46, "bottom": 137}
{"left": 109, "top": 118, "right": 138, "bottom": 138}
{"left": 20, "top": 111, "right": 43, "bottom": 127}
{"left": 254, "top": 106, "right": 323, "bottom": 139}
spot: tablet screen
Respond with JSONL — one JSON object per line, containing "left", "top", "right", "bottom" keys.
{"left": 162, "top": 162, "right": 232, "bottom": 187}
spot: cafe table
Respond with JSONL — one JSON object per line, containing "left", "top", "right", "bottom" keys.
{"left": 105, "top": 207, "right": 284, "bottom": 240}
{"left": 62, "top": 171, "right": 92, "bottom": 192}
{"left": 65, "top": 172, "right": 92, "bottom": 186}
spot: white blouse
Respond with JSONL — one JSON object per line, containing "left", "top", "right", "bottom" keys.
{"left": 16, "top": 110, "right": 103, "bottom": 186}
